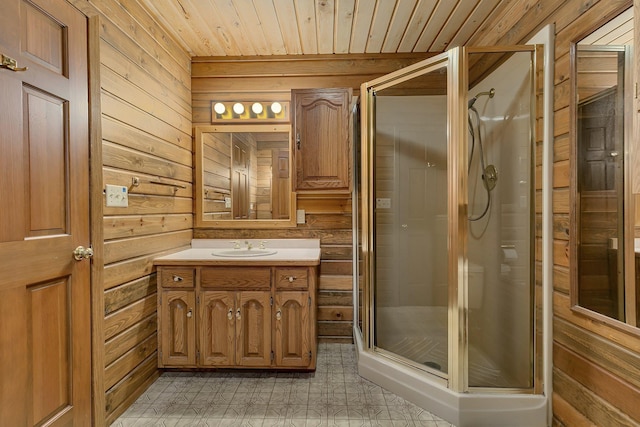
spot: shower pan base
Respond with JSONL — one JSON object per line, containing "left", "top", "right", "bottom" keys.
{"left": 354, "top": 329, "right": 547, "bottom": 427}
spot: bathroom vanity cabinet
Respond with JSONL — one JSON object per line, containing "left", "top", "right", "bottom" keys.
{"left": 155, "top": 240, "right": 320, "bottom": 371}
{"left": 292, "top": 88, "right": 352, "bottom": 192}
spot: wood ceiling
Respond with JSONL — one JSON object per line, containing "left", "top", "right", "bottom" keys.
{"left": 137, "top": 0, "right": 508, "bottom": 57}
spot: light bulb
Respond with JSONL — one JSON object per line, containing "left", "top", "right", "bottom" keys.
{"left": 213, "top": 102, "right": 226, "bottom": 115}
{"left": 233, "top": 102, "right": 245, "bottom": 115}
{"left": 270, "top": 102, "right": 282, "bottom": 114}
{"left": 251, "top": 102, "right": 263, "bottom": 114}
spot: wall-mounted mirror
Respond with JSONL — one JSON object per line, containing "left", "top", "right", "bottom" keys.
{"left": 571, "top": 7, "right": 637, "bottom": 326}
{"left": 195, "top": 124, "right": 296, "bottom": 228}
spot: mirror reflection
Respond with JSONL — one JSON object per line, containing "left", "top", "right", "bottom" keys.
{"left": 195, "top": 124, "right": 295, "bottom": 227}
{"left": 574, "top": 7, "right": 637, "bottom": 325}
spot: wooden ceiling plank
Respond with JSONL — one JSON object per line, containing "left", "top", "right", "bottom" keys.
{"left": 365, "top": 0, "right": 397, "bottom": 53}
{"left": 295, "top": 0, "right": 319, "bottom": 54}
{"left": 398, "top": 0, "right": 438, "bottom": 52}
{"left": 426, "top": 0, "right": 481, "bottom": 52}
{"left": 447, "top": 0, "right": 502, "bottom": 49}
{"left": 407, "top": 0, "right": 456, "bottom": 52}
{"left": 334, "top": 0, "right": 355, "bottom": 53}
{"left": 316, "top": 0, "right": 336, "bottom": 54}
{"left": 136, "top": 0, "right": 210, "bottom": 56}
{"left": 273, "top": 0, "right": 304, "bottom": 54}
{"left": 205, "top": 0, "right": 258, "bottom": 56}
{"left": 382, "top": 0, "right": 419, "bottom": 53}
{"left": 350, "top": 0, "right": 376, "bottom": 53}
{"left": 251, "top": 0, "right": 288, "bottom": 55}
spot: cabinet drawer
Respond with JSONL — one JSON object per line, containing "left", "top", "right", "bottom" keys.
{"left": 201, "top": 267, "right": 271, "bottom": 290}
{"left": 275, "top": 268, "right": 309, "bottom": 290}
{"left": 159, "top": 268, "right": 195, "bottom": 288}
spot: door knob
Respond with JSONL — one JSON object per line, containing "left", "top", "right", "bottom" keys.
{"left": 73, "top": 246, "right": 94, "bottom": 261}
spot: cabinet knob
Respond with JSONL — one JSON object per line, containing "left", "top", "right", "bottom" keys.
{"left": 276, "top": 309, "right": 282, "bottom": 320}
{"left": 236, "top": 309, "right": 241, "bottom": 320}
{"left": 227, "top": 309, "right": 233, "bottom": 320}
{"left": 286, "top": 276, "right": 297, "bottom": 283}
{"left": 173, "top": 275, "right": 183, "bottom": 282}
{"left": 186, "top": 309, "right": 192, "bottom": 318}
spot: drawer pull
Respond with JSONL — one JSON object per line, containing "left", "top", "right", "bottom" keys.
{"left": 173, "top": 275, "right": 183, "bottom": 282}
{"left": 186, "top": 309, "right": 192, "bottom": 318}
{"left": 276, "top": 309, "right": 282, "bottom": 320}
{"left": 286, "top": 276, "right": 297, "bottom": 283}
{"left": 227, "top": 309, "right": 233, "bottom": 320}
{"left": 236, "top": 309, "right": 241, "bottom": 320}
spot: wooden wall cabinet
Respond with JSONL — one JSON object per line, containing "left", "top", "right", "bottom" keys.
{"left": 157, "top": 264, "right": 317, "bottom": 370}
{"left": 292, "top": 88, "right": 352, "bottom": 192}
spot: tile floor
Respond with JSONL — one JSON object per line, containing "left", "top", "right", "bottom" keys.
{"left": 112, "top": 343, "right": 454, "bottom": 427}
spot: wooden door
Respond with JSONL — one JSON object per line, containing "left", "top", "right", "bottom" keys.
{"left": 272, "top": 149, "right": 290, "bottom": 219}
{"left": 0, "top": 0, "right": 91, "bottom": 425}
{"left": 160, "top": 290, "right": 196, "bottom": 366}
{"left": 200, "top": 290, "right": 235, "bottom": 366}
{"left": 293, "top": 88, "right": 351, "bottom": 191}
{"left": 274, "top": 291, "right": 311, "bottom": 367}
{"left": 236, "top": 291, "right": 271, "bottom": 366}
{"left": 232, "top": 135, "right": 250, "bottom": 218}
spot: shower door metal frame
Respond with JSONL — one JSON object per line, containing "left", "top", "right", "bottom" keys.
{"left": 359, "top": 45, "right": 543, "bottom": 394}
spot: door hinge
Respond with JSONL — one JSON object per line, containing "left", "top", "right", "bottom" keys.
{"left": 296, "top": 132, "right": 301, "bottom": 150}
{"left": 308, "top": 296, "right": 311, "bottom": 305}
{"left": 270, "top": 296, "right": 273, "bottom": 306}
{"left": 197, "top": 295, "right": 200, "bottom": 304}
{"left": 197, "top": 350, "right": 200, "bottom": 361}
{"left": 308, "top": 351, "right": 312, "bottom": 359}
{"left": 270, "top": 350, "right": 274, "bottom": 362}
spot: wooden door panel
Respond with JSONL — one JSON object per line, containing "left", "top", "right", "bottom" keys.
{"left": 161, "top": 290, "right": 196, "bottom": 366}
{"left": 200, "top": 291, "right": 235, "bottom": 366}
{"left": 24, "top": 86, "right": 67, "bottom": 236}
{"left": 275, "top": 291, "right": 311, "bottom": 367}
{"left": 237, "top": 291, "right": 271, "bottom": 366}
{"left": 30, "top": 279, "right": 71, "bottom": 423}
{"left": 21, "top": 0, "right": 65, "bottom": 74}
{"left": 0, "top": 0, "right": 90, "bottom": 424}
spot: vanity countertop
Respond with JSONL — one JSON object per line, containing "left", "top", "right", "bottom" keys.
{"left": 154, "top": 239, "right": 321, "bottom": 266}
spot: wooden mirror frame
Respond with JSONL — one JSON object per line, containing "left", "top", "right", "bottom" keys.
{"left": 194, "top": 124, "right": 297, "bottom": 228}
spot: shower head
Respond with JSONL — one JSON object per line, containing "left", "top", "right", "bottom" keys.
{"left": 468, "top": 88, "right": 496, "bottom": 109}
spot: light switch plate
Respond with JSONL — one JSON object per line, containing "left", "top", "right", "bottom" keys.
{"left": 105, "top": 184, "right": 129, "bottom": 207}
{"left": 296, "top": 209, "right": 306, "bottom": 224}
{"left": 376, "top": 198, "right": 391, "bottom": 209}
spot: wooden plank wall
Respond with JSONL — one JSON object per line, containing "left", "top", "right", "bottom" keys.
{"left": 69, "top": 1, "right": 193, "bottom": 425}
{"left": 191, "top": 53, "right": 432, "bottom": 342}
{"left": 469, "top": 0, "right": 640, "bottom": 425}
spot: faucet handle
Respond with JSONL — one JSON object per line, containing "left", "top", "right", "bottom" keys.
{"left": 259, "top": 241, "right": 267, "bottom": 249}
{"left": 230, "top": 240, "right": 240, "bottom": 249}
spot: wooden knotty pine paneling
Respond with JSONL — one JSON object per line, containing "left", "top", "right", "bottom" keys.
{"left": 71, "top": 0, "right": 194, "bottom": 424}
{"left": 471, "top": 0, "right": 639, "bottom": 425}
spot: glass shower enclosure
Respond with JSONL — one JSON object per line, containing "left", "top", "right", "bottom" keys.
{"left": 356, "top": 45, "right": 548, "bottom": 425}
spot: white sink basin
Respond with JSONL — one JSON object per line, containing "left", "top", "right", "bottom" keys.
{"left": 212, "top": 249, "right": 277, "bottom": 257}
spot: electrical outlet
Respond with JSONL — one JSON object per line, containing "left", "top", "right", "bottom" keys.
{"left": 105, "top": 184, "right": 128, "bottom": 207}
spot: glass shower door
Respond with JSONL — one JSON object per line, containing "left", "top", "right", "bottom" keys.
{"left": 367, "top": 54, "right": 451, "bottom": 377}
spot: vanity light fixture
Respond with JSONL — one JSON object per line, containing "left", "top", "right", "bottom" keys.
{"left": 213, "top": 102, "right": 226, "bottom": 115}
{"left": 270, "top": 101, "right": 282, "bottom": 114}
{"left": 232, "top": 102, "right": 245, "bottom": 115}
{"left": 251, "top": 102, "right": 263, "bottom": 114}
{"left": 211, "top": 100, "right": 290, "bottom": 123}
